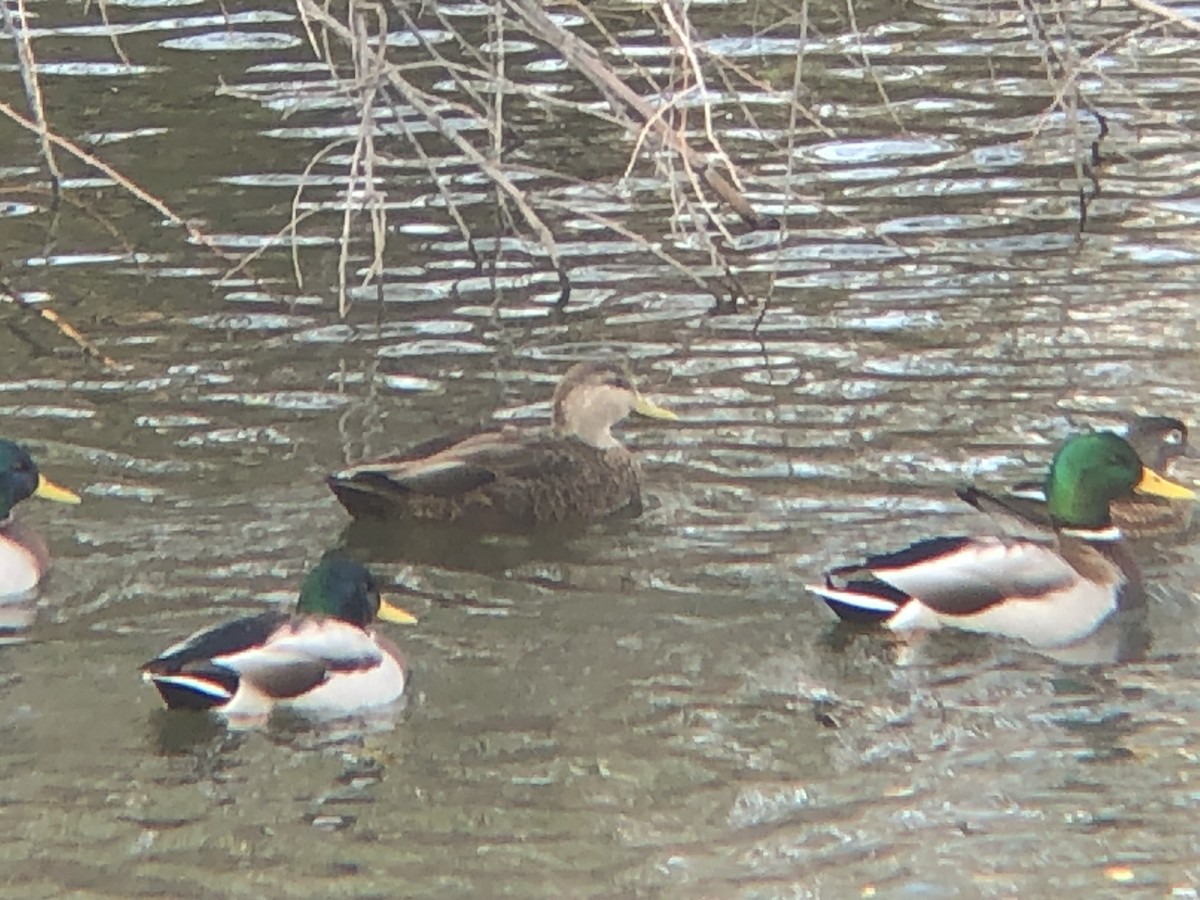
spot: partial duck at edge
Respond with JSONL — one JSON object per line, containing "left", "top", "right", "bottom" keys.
{"left": 0, "top": 440, "right": 80, "bottom": 603}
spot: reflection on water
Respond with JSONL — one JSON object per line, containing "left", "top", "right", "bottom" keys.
{"left": 2, "top": 0, "right": 1200, "bottom": 896}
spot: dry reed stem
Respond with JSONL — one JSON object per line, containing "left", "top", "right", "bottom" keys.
{"left": 0, "top": 102, "right": 233, "bottom": 259}
{"left": 756, "top": 0, "right": 812, "bottom": 336}
{"left": 507, "top": 0, "right": 769, "bottom": 229}
{"left": 1127, "top": 0, "right": 1200, "bottom": 35}
{"left": 541, "top": 200, "right": 719, "bottom": 300}
{"left": 337, "top": 1, "right": 390, "bottom": 319}
{"left": 390, "top": 7, "right": 485, "bottom": 270}
{"left": 657, "top": 2, "right": 741, "bottom": 250}
{"left": 2, "top": 0, "right": 62, "bottom": 195}
{"left": 286, "top": 140, "right": 354, "bottom": 291}
{"left": 0, "top": 79, "right": 254, "bottom": 368}
{"left": 487, "top": 0, "right": 508, "bottom": 315}
{"left": 1, "top": 5, "right": 119, "bottom": 368}
{"left": 295, "top": 0, "right": 773, "bottom": 309}
{"left": 707, "top": 48, "right": 835, "bottom": 141}
{"left": 843, "top": 0, "right": 903, "bottom": 131}
{"left": 660, "top": 0, "right": 744, "bottom": 193}
{"left": 297, "top": 0, "right": 571, "bottom": 306}
{"left": 82, "top": 0, "right": 131, "bottom": 66}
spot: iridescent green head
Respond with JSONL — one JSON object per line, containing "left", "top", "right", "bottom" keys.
{"left": 295, "top": 556, "right": 417, "bottom": 626}
{"left": 0, "top": 440, "right": 80, "bottom": 520}
{"left": 1044, "top": 432, "right": 1195, "bottom": 528}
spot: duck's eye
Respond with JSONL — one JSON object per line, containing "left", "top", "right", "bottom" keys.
{"left": 608, "top": 375, "right": 633, "bottom": 391}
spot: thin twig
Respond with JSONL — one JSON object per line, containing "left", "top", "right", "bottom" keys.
{"left": 0, "top": 277, "right": 125, "bottom": 370}
{"left": 1127, "top": 0, "right": 1200, "bottom": 35}
{"left": 2, "top": 0, "right": 62, "bottom": 197}
{"left": 0, "top": 101, "right": 233, "bottom": 259}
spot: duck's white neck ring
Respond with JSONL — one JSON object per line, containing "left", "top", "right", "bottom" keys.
{"left": 1059, "top": 524, "right": 1123, "bottom": 542}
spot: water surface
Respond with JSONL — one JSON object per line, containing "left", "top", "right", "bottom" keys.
{"left": 2, "top": 1, "right": 1200, "bottom": 896}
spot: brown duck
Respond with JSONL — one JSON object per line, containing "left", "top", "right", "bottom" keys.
{"left": 326, "top": 361, "right": 678, "bottom": 531}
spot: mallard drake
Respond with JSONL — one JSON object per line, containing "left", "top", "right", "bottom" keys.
{"left": 141, "top": 557, "right": 417, "bottom": 721}
{"left": 1007, "top": 416, "right": 1195, "bottom": 537}
{"left": 326, "top": 360, "right": 678, "bottom": 531}
{"left": 808, "top": 432, "right": 1196, "bottom": 648}
{"left": 0, "top": 440, "right": 80, "bottom": 601}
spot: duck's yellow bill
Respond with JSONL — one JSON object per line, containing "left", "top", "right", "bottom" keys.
{"left": 35, "top": 475, "right": 81, "bottom": 505}
{"left": 377, "top": 597, "right": 418, "bottom": 625}
{"left": 633, "top": 394, "right": 678, "bottom": 421}
{"left": 1136, "top": 467, "right": 1197, "bottom": 501}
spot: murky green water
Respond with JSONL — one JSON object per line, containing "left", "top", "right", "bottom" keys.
{"left": 2, "top": 0, "right": 1200, "bottom": 896}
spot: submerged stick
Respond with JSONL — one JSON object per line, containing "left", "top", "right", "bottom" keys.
{"left": 0, "top": 277, "right": 125, "bottom": 370}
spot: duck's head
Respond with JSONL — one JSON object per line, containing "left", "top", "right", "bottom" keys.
{"left": 1045, "top": 431, "right": 1196, "bottom": 528}
{"left": 1125, "top": 415, "right": 1191, "bottom": 470}
{"left": 551, "top": 361, "right": 677, "bottom": 448}
{"left": 295, "top": 556, "right": 417, "bottom": 627}
{"left": 0, "top": 441, "right": 80, "bottom": 520}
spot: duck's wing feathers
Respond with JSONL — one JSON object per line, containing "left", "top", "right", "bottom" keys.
{"left": 210, "top": 617, "right": 389, "bottom": 699}
{"left": 1006, "top": 480, "right": 1047, "bottom": 502}
{"left": 143, "top": 611, "right": 289, "bottom": 674}
{"left": 143, "top": 614, "right": 388, "bottom": 706}
{"left": 332, "top": 426, "right": 574, "bottom": 498}
{"left": 141, "top": 611, "right": 291, "bottom": 708}
{"left": 957, "top": 484, "right": 1055, "bottom": 536}
{"left": 385, "top": 423, "right": 504, "bottom": 464}
{"left": 817, "top": 535, "right": 1078, "bottom": 620}
{"left": 864, "top": 535, "right": 1079, "bottom": 615}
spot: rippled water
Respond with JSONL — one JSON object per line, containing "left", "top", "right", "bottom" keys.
{"left": 2, "top": 0, "right": 1200, "bottom": 896}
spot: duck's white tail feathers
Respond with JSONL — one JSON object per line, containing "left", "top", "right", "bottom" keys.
{"left": 806, "top": 580, "right": 904, "bottom": 624}
{"left": 143, "top": 671, "right": 235, "bottom": 710}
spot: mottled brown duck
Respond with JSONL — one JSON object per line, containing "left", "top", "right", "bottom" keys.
{"left": 1006, "top": 415, "right": 1195, "bottom": 537}
{"left": 326, "top": 361, "right": 678, "bottom": 531}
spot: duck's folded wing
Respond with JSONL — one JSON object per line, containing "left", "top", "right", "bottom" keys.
{"left": 384, "top": 424, "right": 506, "bottom": 464}
{"left": 143, "top": 612, "right": 288, "bottom": 673}
{"left": 332, "top": 426, "right": 542, "bottom": 496}
{"left": 209, "top": 618, "right": 389, "bottom": 699}
{"left": 957, "top": 484, "right": 1055, "bottom": 536}
{"left": 861, "top": 535, "right": 1079, "bottom": 616}
{"left": 332, "top": 428, "right": 575, "bottom": 498}
{"left": 141, "top": 612, "right": 292, "bottom": 707}
{"left": 198, "top": 648, "right": 327, "bottom": 699}
{"left": 337, "top": 459, "right": 497, "bottom": 498}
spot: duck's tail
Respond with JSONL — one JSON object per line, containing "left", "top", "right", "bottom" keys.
{"left": 141, "top": 667, "right": 237, "bottom": 711}
{"left": 806, "top": 573, "right": 907, "bottom": 624}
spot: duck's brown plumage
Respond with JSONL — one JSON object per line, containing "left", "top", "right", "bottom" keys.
{"left": 326, "top": 361, "right": 677, "bottom": 531}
